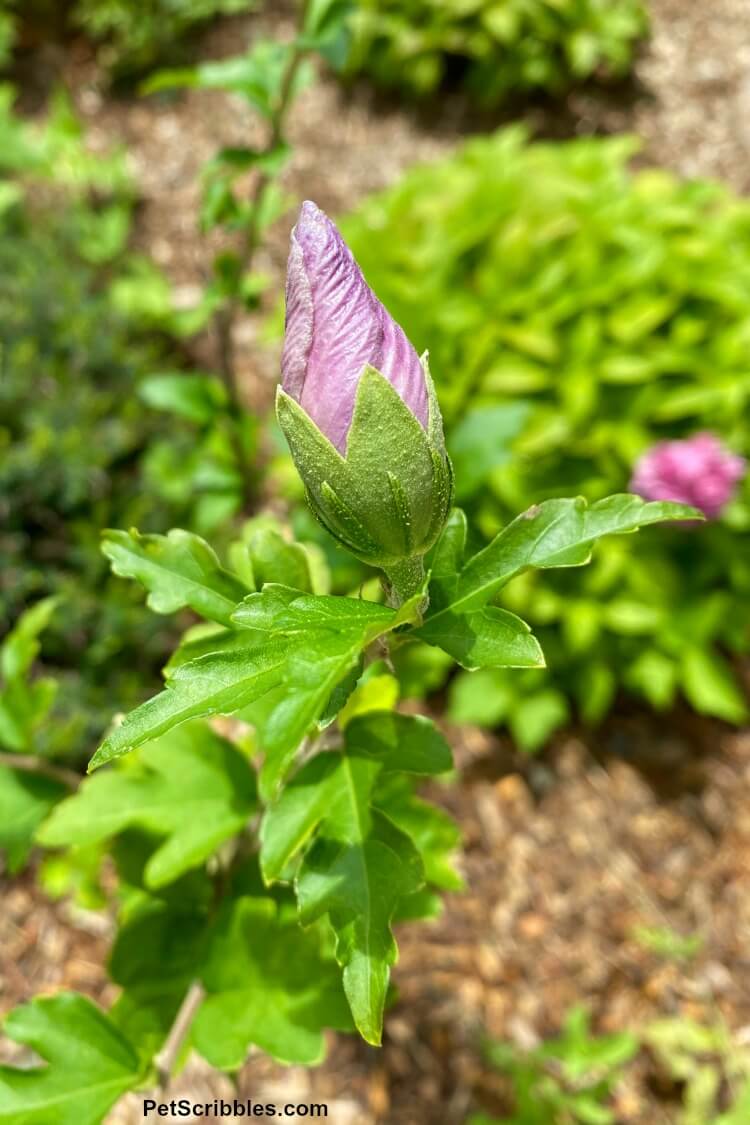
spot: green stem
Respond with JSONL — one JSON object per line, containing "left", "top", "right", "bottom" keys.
{"left": 213, "top": 0, "right": 312, "bottom": 508}
{"left": 382, "top": 556, "right": 427, "bottom": 607}
{"left": 0, "top": 751, "right": 80, "bottom": 790}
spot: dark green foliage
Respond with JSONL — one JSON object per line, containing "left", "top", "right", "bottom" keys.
{"left": 343, "top": 129, "right": 750, "bottom": 743}
{"left": 0, "top": 92, "right": 249, "bottom": 754}
{"left": 343, "top": 0, "right": 648, "bottom": 105}
{"left": 1, "top": 0, "right": 256, "bottom": 77}
{"left": 0, "top": 204, "right": 189, "bottom": 750}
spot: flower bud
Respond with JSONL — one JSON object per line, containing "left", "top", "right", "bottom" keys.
{"left": 277, "top": 201, "right": 452, "bottom": 595}
{"left": 630, "top": 432, "right": 746, "bottom": 519}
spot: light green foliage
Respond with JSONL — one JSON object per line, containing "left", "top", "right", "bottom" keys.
{"left": 146, "top": 39, "right": 312, "bottom": 119}
{"left": 104, "top": 878, "right": 352, "bottom": 1069}
{"left": 473, "top": 1007, "right": 638, "bottom": 1124}
{"left": 38, "top": 722, "right": 257, "bottom": 887}
{"left": 344, "top": 129, "right": 750, "bottom": 741}
{"left": 344, "top": 0, "right": 648, "bottom": 105}
{"left": 645, "top": 1019, "right": 750, "bottom": 1125}
{"left": 88, "top": 487, "right": 688, "bottom": 1049}
{"left": 475, "top": 1011, "right": 750, "bottom": 1124}
{"left": 413, "top": 496, "right": 693, "bottom": 676}
{"left": 0, "top": 599, "right": 58, "bottom": 754}
{"left": 142, "top": 36, "right": 312, "bottom": 330}
{"left": 88, "top": 489, "right": 680, "bottom": 779}
{"left": 137, "top": 373, "right": 254, "bottom": 533}
{"left": 0, "top": 993, "right": 144, "bottom": 1125}
{"left": 631, "top": 924, "right": 704, "bottom": 963}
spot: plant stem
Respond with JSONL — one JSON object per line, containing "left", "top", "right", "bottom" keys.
{"left": 383, "top": 556, "right": 427, "bottom": 607}
{"left": 154, "top": 980, "right": 206, "bottom": 1091}
{"left": 213, "top": 0, "right": 312, "bottom": 505}
{"left": 0, "top": 751, "right": 80, "bottom": 790}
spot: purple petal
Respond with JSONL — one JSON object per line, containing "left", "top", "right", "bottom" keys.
{"left": 281, "top": 201, "right": 428, "bottom": 453}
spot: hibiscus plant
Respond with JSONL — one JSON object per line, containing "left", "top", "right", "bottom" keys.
{"left": 0, "top": 205, "right": 698, "bottom": 1124}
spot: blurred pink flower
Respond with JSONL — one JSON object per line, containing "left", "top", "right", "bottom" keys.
{"left": 630, "top": 432, "right": 746, "bottom": 519}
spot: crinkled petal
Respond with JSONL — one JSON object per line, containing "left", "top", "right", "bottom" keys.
{"left": 281, "top": 200, "right": 427, "bottom": 452}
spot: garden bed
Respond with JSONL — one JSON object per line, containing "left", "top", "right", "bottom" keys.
{"left": 2, "top": 0, "right": 750, "bottom": 1121}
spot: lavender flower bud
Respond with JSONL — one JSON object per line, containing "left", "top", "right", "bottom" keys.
{"left": 630, "top": 432, "right": 746, "bottom": 519}
{"left": 277, "top": 202, "right": 452, "bottom": 597}
{"left": 282, "top": 200, "right": 428, "bottom": 452}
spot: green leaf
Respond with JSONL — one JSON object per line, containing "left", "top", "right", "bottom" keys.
{"left": 138, "top": 373, "right": 228, "bottom": 423}
{"left": 373, "top": 774, "right": 462, "bottom": 893}
{"left": 145, "top": 41, "right": 312, "bottom": 117}
{"left": 260, "top": 712, "right": 452, "bottom": 881}
{"left": 681, "top": 647, "right": 748, "bottom": 723}
{"left": 631, "top": 924, "right": 704, "bottom": 962}
{"left": 0, "top": 767, "right": 66, "bottom": 874}
{"left": 91, "top": 581, "right": 413, "bottom": 787}
{"left": 0, "top": 993, "right": 142, "bottom": 1125}
{"left": 298, "top": 811, "right": 422, "bottom": 1045}
{"left": 0, "top": 677, "right": 57, "bottom": 754}
{"left": 103, "top": 527, "right": 249, "bottom": 628}
{"left": 337, "top": 670, "right": 400, "bottom": 727}
{"left": 109, "top": 896, "right": 211, "bottom": 1058}
{"left": 0, "top": 600, "right": 59, "bottom": 754}
{"left": 417, "top": 606, "right": 544, "bottom": 670}
{"left": 88, "top": 638, "right": 289, "bottom": 771}
{"left": 428, "top": 496, "right": 700, "bottom": 621}
{"left": 448, "top": 668, "right": 514, "bottom": 727}
{"left": 193, "top": 896, "right": 351, "bottom": 1069}
{"left": 41, "top": 723, "right": 256, "bottom": 886}
{"left": 448, "top": 403, "right": 529, "bottom": 500}
{"left": 1, "top": 598, "right": 59, "bottom": 682}
{"left": 261, "top": 712, "right": 452, "bottom": 1042}
{"left": 241, "top": 520, "right": 314, "bottom": 591}
{"left": 509, "top": 688, "right": 570, "bottom": 753}
{"left": 232, "top": 590, "right": 411, "bottom": 796}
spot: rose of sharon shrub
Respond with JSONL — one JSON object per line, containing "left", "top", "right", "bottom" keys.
{"left": 0, "top": 199, "right": 693, "bottom": 1120}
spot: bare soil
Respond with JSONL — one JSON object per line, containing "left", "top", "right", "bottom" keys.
{"left": 2, "top": 1, "right": 750, "bottom": 1122}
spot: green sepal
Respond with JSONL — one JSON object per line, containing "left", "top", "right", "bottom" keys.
{"left": 276, "top": 364, "right": 453, "bottom": 570}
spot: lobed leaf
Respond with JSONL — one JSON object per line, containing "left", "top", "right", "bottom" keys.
{"left": 193, "top": 897, "right": 351, "bottom": 1069}
{"left": 261, "top": 711, "right": 455, "bottom": 1042}
{"left": 102, "top": 528, "right": 249, "bottom": 627}
{"left": 43, "top": 723, "right": 256, "bottom": 886}
{"left": 0, "top": 993, "right": 142, "bottom": 1125}
{"left": 449, "top": 496, "right": 701, "bottom": 618}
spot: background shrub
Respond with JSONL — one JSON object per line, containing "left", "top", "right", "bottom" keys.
{"left": 343, "top": 128, "right": 750, "bottom": 746}
{"left": 343, "top": 0, "right": 648, "bottom": 105}
{"left": 0, "top": 89, "right": 250, "bottom": 753}
{"left": 0, "top": 0, "right": 255, "bottom": 76}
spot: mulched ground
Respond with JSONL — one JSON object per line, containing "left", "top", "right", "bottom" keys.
{"left": 3, "top": 1, "right": 750, "bottom": 1121}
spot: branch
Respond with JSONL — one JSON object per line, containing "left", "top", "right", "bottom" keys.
{"left": 214, "top": 0, "right": 312, "bottom": 424}
{"left": 154, "top": 980, "right": 206, "bottom": 1091}
{"left": 0, "top": 751, "right": 81, "bottom": 790}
